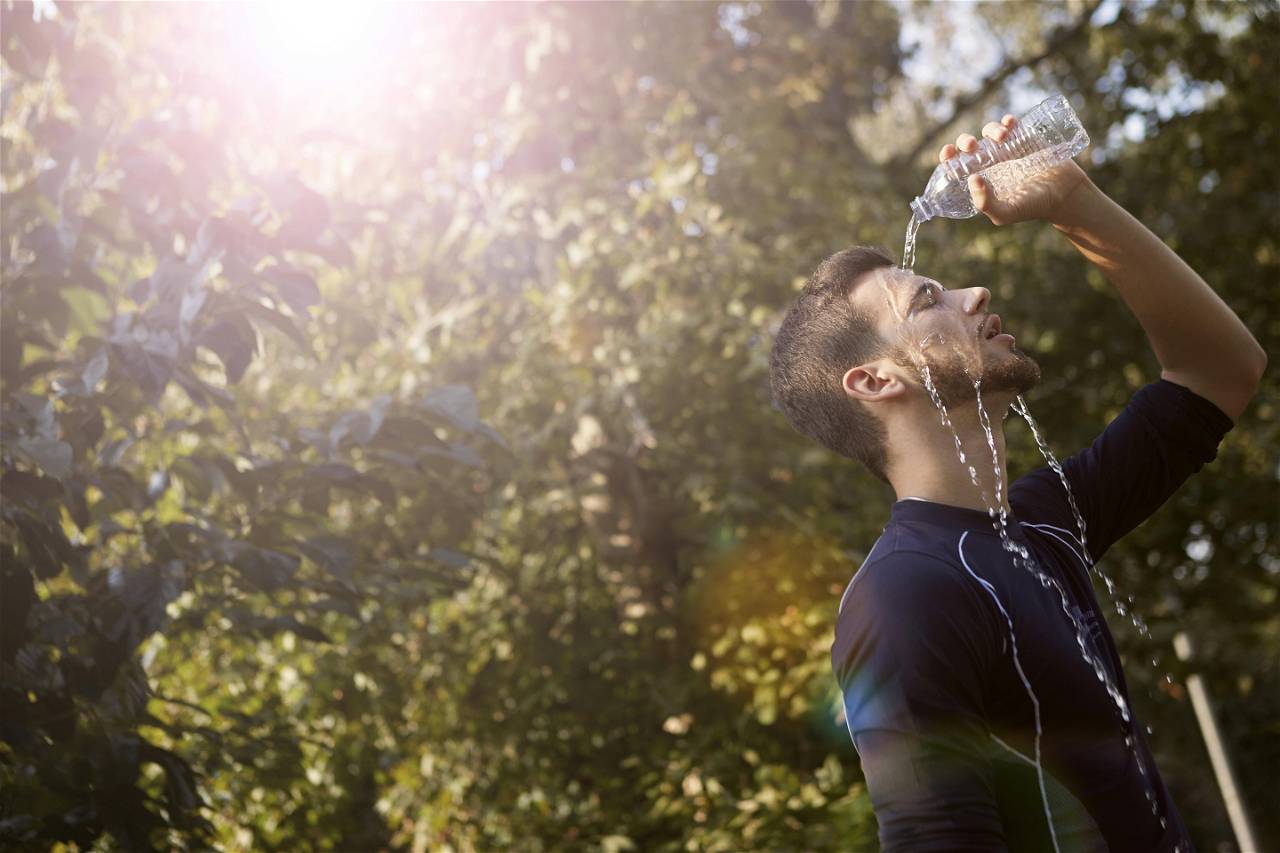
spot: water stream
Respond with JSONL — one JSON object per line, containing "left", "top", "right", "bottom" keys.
{"left": 901, "top": 214, "right": 921, "bottom": 273}
{"left": 1012, "top": 396, "right": 1173, "bottom": 694}
{"left": 892, "top": 239, "right": 1164, "bottom": 832}
{"left": 973, "top": 379, "right": 1163, "bottom": 824}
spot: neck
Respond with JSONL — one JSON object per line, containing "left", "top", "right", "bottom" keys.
{"left": 887, "top": 398, "right": 1012, "bottom": 514}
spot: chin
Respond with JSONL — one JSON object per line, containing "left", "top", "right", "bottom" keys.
{"left": 918, "top": 347, "right": 1041, "bottom": 409}
{"left": 985, "top": 348, "right": 1041, "bottom": 396}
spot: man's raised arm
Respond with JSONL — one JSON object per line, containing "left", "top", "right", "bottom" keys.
{"left": 959, "top": 116, "right": 1267, "bottom": 421}
{"left": 1046, "top": 177, "right": 1266, "bottom": 420}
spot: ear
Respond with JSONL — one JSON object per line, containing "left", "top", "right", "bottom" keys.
{"left": 843, "top": 359, "right": 910, "bottom": 403}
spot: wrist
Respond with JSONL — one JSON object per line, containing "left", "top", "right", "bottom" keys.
{"left": 1049, "top": 171, "right": 1104, "bottom": 231}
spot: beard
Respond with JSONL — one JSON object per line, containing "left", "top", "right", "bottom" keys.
{"left": 895, "top": 340, "right": 1041, "bottom": 409}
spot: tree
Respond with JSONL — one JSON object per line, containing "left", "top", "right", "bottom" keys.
{"left": 1, "top": 3, "right": 506, "bottom": 848}
{"left": 2, "top": 0, "right": 1274, "bottom": 849}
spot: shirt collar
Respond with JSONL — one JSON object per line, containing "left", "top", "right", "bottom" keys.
{"left": 890, "top": 497, "right": 1028, "bottom": 541}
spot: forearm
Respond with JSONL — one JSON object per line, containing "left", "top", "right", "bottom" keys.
{"left": 1048, "top": 177, "right": 1266, "bottom": 416}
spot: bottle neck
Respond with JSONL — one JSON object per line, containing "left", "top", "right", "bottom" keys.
{"left": 909, "top": 197, "right": 935, "bottom": 223}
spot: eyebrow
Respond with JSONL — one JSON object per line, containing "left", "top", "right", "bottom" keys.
{"left": 907, "top": 280, "right": 935, "bottom": 311}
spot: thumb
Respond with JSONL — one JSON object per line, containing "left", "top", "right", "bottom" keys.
{"left": 968, "top": 174, "right": 1003, "bottom": 224}
{"left": 969, "top": 174, "right": 991, "bottom": 211}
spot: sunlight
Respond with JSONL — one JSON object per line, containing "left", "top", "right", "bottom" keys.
{"left": 244, "top": 1, "right": 398, "bottom": 91}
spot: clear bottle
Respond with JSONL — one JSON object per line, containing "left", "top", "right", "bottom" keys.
{"left": 909, "top": 93, "right": 1090, "bottom": 223}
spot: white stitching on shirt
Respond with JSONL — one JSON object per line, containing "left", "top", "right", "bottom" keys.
{"left": 958, "top": 531, "right": 1062, "bottom": 852}
{"left": 1022, "top": 521, "right": 1084, "bottom": 548}
{"left": 1023, "top": 522, "right": 1091, "bottom": 572}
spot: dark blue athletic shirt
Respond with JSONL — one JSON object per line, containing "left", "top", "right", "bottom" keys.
{"left": 831, "top": 379, "right": 1234, "bottom": 852}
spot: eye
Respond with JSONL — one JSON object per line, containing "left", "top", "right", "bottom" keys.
{"left": 907, "top": 282, "right": 941, "bottom": 317}
{"left": 915, "top": 283, "right": 939, "bottom": 311}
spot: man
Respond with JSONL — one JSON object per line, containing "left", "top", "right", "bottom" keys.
{"left": 769, "top": 114, "right": 1266, "bottom": 852}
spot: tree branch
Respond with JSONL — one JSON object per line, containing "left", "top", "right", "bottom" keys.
{"left": 891, "top": 0, "right": 1105, "bottom": 171}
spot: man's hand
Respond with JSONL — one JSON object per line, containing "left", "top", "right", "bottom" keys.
{"left": 938, "top": 114, "right": 1090, "bottom": 226}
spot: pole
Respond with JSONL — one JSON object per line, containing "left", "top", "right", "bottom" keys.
{"left": 1172, "top": 631, "right": 1260, "bottom": 853}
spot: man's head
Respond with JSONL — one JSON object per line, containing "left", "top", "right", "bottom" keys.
{"left": 769, "top": 246, "right": 1040, "bottom": 483}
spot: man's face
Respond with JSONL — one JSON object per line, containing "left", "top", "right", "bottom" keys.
{"left": 854, "top": 265, "right": 1041, "bottom": 407}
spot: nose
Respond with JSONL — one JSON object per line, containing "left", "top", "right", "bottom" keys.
{"left": 962, "top": 286, "right": 991, "bottom": 314}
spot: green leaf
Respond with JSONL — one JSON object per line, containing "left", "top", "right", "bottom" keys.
{"left": 418, "top": 442, "right": 484, "bottom": 469}
{"left": 139, "top": 743, "right": 204, "bottom": 817}
{"left": 218, "top": 541, "right": 300, "bottom": 591}
{"left": 13, "top": 515, "right": 76, "bottom": 579}
{"left": 197, "top": 316, "right": 256, "bottom": 383}
{"left": 271, "top": 176, "right": 330, "bottom": 246}
{"left": 297, "top": 535, "right": 356, "bottom": 582}
{"left": 82, "top": 349, "right": 108, "bottom": 392}
{"left": 62, "top": 286, "right": 111, "bottom": 336}
{"left": 15, "top": 437, "right": 72, "bottom": 479}
{"left": 178, "top": 286, "right": 207, "bottom": 341}
{"left": 427, "top": 547, "right": 471, "bottom": 570}
{"left": 262, "top": 615, "right": 330, "bottom": 643}
{"left": 422, "top": 385, "right": 480, "bottom": 431}
{"left": 240, "top": 301, "right": 314, "bottom": 354}
{"left": 328, "top": 395, "right": 390, "bottom": 451}
{"left": 264, "top": 264, "right": 321, "bottom": 316}
{"left": 0, "top": 470, "right": 63, "bottom": 504}
{"left": 306, "top": 463, "right": 396, "bottom": 506}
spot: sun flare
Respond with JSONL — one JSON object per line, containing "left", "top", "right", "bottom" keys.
{"left": 244, "top": 1, "right": 398, "bottom": 91}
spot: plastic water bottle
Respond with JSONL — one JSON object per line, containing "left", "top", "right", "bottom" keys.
{"left": 909, "top": 93, "right": 1090, "bottom": 223}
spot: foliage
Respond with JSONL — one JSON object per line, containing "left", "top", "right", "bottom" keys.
{"left": 1, "top": 0, "right": 1275, "bottom": 850}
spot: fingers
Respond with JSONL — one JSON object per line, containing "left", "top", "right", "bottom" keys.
{"left": 940, "top": 116, "right": 1017, "bottom": 162}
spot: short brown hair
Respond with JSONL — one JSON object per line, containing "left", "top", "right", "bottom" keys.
{"left": 769, "top": 246, "right": 896, "bottom": 483}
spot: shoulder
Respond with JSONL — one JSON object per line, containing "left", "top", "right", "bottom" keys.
{"left": 849, "top": 548, "right": 969, "bottom": 607}
{"left": 831, "top": 545, "right": 1005, "bottom": 701}
{"left": 836, "top": 545, "right": 995, "bottom": 648}
{"left": 838, "top": 523, "right": 970, "bottom": 606}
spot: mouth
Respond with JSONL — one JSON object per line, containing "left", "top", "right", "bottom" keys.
{"left": 981, "top": 314, "right": 1014, "bottom": 344}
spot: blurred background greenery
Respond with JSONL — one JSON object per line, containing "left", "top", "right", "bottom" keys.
{"left": 1, "top": 0, "right": 1275, "bottom": 850}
